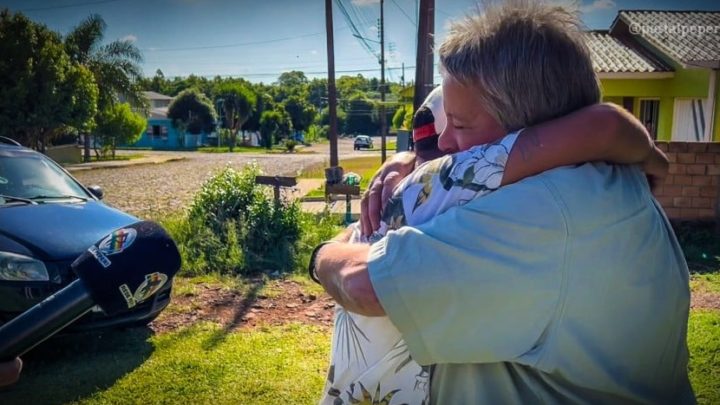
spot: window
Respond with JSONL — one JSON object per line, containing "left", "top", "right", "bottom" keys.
{"left": 672, "top": 99, "right": 709, "bottom": 142}
{"left": 639, "top": 99, "right": 660, "bottom": 140}
{"left": 149, "top": 125, "right": 168, "bottom": 140}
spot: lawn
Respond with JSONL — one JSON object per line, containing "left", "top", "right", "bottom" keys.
{"left": 299, "top": 156, "right": 385, "bottom": 198}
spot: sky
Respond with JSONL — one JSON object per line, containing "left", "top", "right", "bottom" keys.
{"left": 2, "top": 0, "right": 719, "bottom": 85}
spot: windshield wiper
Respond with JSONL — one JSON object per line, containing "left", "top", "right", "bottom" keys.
{"left": 0, "top": 194, "right": 37, "bottom": 205}
{"left": 28, "top": 194, "right": 89, "bottom": 202}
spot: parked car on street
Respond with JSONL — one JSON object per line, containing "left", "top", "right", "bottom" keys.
{"left": 353, "top": 135, "right": 374, "bottom": 150}
{"left": 0, "top": 137, "right": 172, "bottom": 331}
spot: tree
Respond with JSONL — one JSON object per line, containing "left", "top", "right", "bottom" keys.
{"left": 0, "top": 10, "right": 98, "bottom": 150}
{"left": 344, "top": 95, "right": 376, "bottom": 135}
{"left": 282, "top": 96, "right": 316, "bottom": 133}
{"left": 95, "top": 102, "right": 145, "bottom": 158}
{"left": 307, "top": 78, "right": 328, "bottom": 110}
{"left": 65, "top": 14, "right": 146, "bottom": 162}
{"left": 392, "top": 106, "right": 408, "bottom": 130}
{"left": 259, "top": 109, "right": 291, "bottom": 148}
{"left": 167, "top": 89, "right": 216, "bottom": 146}
{"left": 215, "top": 82, "right": 256, "bottom": 150}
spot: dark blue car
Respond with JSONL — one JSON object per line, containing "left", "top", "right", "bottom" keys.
{"left": 0, "top": 138, "right": 172, "bottom": 330}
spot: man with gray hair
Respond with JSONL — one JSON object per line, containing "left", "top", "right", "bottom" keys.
{"left": 312, "top": 1, "right": 694, "bottom": 403}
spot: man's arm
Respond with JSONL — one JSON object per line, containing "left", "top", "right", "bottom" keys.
{"left": 315, "top": 242, "right": 383, "bottom": 316}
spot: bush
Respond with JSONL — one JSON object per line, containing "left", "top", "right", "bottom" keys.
{"left": 284, "top": 139, "right": 297, "bottom": 152}
{"left": 167, "top": 163, "right": 305, "bottom": 276}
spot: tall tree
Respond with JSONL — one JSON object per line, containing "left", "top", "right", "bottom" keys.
{"left": 215, "top": 82, "right": 256, "bottom": 150}
{"left": 0, "top": 10, "right": 98, "bottom": 149}
{"left": 283, "top": 96, "right": 316, "bottom": 133}
{"left": 64, "top": 14, "right": 145, "bottom": 161}
{"left": 168, "top": 88, "right": 216, "bottom": 136}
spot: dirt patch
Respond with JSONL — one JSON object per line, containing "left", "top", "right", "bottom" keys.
{"left": 149, "top": 279, "right": 336, "bottom": 334}
{"left": 691, "top": 291, "right": 720, "bottom": 310}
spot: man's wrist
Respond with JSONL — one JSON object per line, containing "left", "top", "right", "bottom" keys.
{"left": 308, "top": 240, "right": 338, "bottom": 284}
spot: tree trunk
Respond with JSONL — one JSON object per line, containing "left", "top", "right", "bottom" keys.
{"left": 84, "top": 133, "right": 91, "bottom": 162}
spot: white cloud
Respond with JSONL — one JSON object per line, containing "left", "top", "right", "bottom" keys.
{"left": 352, "top": 0, "right": 380, "bottom": 6}
{"left": 121, "top": 34, "right": 138, "bottom": 43}
{"left": 579, "top": 0, "right": 616, "bottom": 13}
{"left": 310, "top": 50, "right": 318, "bottom": 55}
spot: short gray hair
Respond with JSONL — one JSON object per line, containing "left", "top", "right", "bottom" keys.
{"left": 439, "top": 0, "right": 600, "bottom": 131}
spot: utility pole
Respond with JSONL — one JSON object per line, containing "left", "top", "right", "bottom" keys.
{"left": 401, "top": 62, "right": 405, "bottom": 87}
{"left": 379, "top": 0, "right": 387, "bottom": 162}
{"left": 413, "top": 0, "right": 434, "bottom": 113}
{"left": 325, "top": 0, "right": 339, "bottom": 167}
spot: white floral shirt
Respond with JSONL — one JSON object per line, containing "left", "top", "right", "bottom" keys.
{"left": 320, "top": 131, "right": 520, "bottom": 405}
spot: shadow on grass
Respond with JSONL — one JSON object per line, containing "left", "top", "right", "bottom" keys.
{"left": 0, "top": 327, "right": 154, "bottom": 404}
{"left": 200, "top": 277, "right": 265, "bottom": 351}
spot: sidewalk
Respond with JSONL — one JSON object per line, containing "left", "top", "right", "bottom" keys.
{"left": 64, "top": 154, "right": 185, "bottom": 172}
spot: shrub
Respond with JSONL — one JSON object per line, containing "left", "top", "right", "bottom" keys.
{"left": 165, "top": 163, "right": 313, "bottom": 276}
{"left": 284, "top": 139, "right": 297, "bottom": 152}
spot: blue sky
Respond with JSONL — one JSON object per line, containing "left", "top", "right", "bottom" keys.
{"left": 2, "top": 0, "right": 719, "bottom": 84}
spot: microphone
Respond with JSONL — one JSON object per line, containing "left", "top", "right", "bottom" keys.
{"left": 0, "top": 220, "right": 181, "bottom": 360}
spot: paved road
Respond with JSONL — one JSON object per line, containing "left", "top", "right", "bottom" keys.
{"left": 71, "top": 137, "right": 392, "bottom": 220}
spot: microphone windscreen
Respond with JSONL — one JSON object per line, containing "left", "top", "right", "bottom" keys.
{"left": 71, "top": 221, "right": 181, "bottom": 316}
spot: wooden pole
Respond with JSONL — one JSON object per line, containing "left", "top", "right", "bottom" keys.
{"left": 380, "top": 0, "right": 387, "bottom": 163}
{"left": 413, "top": 0, "right": 434, "bottom": 113}
{"left": 325, "top": 0, "right": 339, "bottom": 168}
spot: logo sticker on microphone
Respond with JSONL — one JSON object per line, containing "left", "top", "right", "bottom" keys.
{"left": 99, "top": 228, "right": 137, "bottom": 256}
{"left": 134, "top": 272, "right": 168, "bottom": 303}
{"left": 119, "top": 283, "right": 137, "bottom": 309}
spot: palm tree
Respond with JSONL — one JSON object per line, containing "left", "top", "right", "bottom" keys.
{"left": 64, "top": 14, "right": 146, "bottom": 161}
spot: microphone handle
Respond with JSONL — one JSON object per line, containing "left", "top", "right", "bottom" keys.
{"left": 0, "top": 279, "right": 95, "bottom": 361}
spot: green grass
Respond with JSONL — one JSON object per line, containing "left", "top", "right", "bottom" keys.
{"left": 690, "top": 272, "right": 720, "bottom": 294}
{"left": 688, "top": 309, "right": 720, "bottom": 404}
{"left": 89, "top": 153, "right": 145, "bottom": 162}
{"left": 4, "top": 323, "right": 330, "bottom": 405}
{"left": 197, "top": 145, "right": 274, "bottom": 153}
{"left": 298, "top": 156, "right": 383, "bottom": 198}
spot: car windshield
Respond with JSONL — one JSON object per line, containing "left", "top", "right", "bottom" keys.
{"left": 0, "top": 152, "right": 89, "bottom": 202}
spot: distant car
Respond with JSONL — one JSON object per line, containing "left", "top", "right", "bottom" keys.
{"left": 353, "top": 135, "right": 374, "bottom": 150}
{"left": 0, "top": 137, "right": 172, "bottom": 331}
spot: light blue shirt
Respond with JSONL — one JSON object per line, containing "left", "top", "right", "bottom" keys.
{"left": 368, "top": 163, "right": 695, "bottom": 404}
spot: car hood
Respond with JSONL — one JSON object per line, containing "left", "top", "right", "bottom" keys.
{"left": 0, "top": 201, "right": 138, "bottom": 261}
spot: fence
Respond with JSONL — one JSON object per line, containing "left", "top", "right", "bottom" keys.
{"left": 653, "top": 142, "right": 720, "bottom": 221}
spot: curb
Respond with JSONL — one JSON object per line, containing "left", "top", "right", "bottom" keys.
{"left": 65, "top": 157, "right": 186, "bottom": 172}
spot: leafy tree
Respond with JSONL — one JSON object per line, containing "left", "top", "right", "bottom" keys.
{"left": 282, "top": 96, "right": 316, "bottom": 133}
{"left": 307, "top": 78, "right": 327, "bottom": 110}
{"left": 95, "top": 102, "right": 145, "bottom": 158}
{"left": 392, "top": 106, "right": 408, "bottom": 130}
{"left": 215, "top": 82, "right": 256, "bottom": 150}
{"left": 168, "top": 88, "right": 216, "bottom": 139}
{"left": 64, "top": 14, "right": 146, "bottom": 161}
{"left": 344, "top": 95, "right": 376, "bottom": 135}
{"left": 316, "top": 107, "right": 346, "bottom": 137}
{"left": 259, "top": 110, "right": 290, "bottom": 148}
{"left": 0, "top": 10, "right": 98, "bottom": 150}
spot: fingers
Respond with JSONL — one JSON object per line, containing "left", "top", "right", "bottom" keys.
{"left": 367, "top": 177, "right": 384, "bottom": 233}
{"left": 360, "top": 192, "right": 371, "bottom": 236}
{"left": 380, "top": 171, "right": 402, "bottom": 211}
{"left": 0, "top": 357, "right": 22, "bottom": 387}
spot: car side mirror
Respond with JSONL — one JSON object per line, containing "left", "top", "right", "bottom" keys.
{"left": 87, "top": 185, "right": 104, "bottom": 200}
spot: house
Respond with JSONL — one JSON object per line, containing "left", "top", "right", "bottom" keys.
{"left": 129, "top": 91, "right": 213, "bottom": 149}
{"left": 588, "top": 10, "right": 720, "bottom": 142}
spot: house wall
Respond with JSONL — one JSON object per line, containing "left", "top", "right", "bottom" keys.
{"left": 599, "top": 67, "right": 713, "bottom": 142}
{"left": 130, "top": 118, "right": 180, "bottom": 149}
{"left": 654, "top": 141, "right": 720, "bottom": 221}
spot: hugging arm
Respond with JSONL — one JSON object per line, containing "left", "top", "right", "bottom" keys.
{"left": 502, "top": 103, "right": 668, "bottom": 186}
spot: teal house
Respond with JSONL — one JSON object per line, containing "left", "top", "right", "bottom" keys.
{"left": 129, "top": 91, "right": 212, "bottom": 149}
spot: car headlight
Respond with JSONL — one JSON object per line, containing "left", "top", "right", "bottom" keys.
{"left": 0, "top": 251, "right": 49, "bottom": 281}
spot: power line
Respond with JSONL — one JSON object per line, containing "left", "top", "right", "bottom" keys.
{"left": 165, "top": 65, "right": 423, "bottom": 79}
{"left": 390, "top": 0, "right": 415, "bottom": 26}
{"left": 141, "top": 28, "right": 348, "bottom": 53}
{"left": 19, "top": 0, "right": 128, "bottom": 12}
{"left": 335, "top": 0, "right": 378, "bottom": 58}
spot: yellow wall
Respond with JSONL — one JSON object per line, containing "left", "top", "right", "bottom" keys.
{"left": 599, "top": 67, "right": 713, "bottom": 141}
